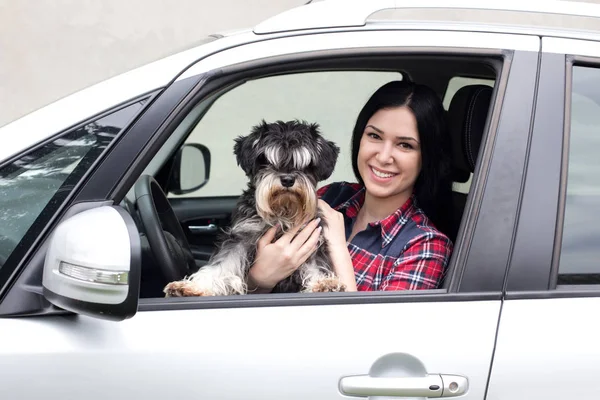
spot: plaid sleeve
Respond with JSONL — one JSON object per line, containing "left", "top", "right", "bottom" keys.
{"left": 380, "top": 232, "right": 453, "bottom": 290}
{"left": 316, "top": 184, "right": 332, "bottom": 198}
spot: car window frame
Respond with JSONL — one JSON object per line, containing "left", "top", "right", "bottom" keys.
{"left": 506, "top": 39, "right": 600, "bottom": 298}
{"left": 452, "top": 47, "right": 541, "bottom": 293}
{"left": 117, "top": 46, "right": 536, "bottom": 312}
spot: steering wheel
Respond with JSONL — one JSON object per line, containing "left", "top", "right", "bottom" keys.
{"left": 134, "top": 175, "right": 196, "bottom": 282}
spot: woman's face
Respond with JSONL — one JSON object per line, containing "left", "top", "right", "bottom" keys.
{"left": 357, "top": 106, "right": 422, "bottom": 202}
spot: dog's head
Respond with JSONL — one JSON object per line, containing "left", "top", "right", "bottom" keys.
{"left": 233, "top": 120, "right": 340, "bottom": 229}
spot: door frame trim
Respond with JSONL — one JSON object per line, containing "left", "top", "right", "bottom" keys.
{"left": 138, "top": 291, "right": 502, "bottom": 312}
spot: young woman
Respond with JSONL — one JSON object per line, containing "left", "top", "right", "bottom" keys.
{"left": 247, "top": 80, "right": 454, "bottom": 293}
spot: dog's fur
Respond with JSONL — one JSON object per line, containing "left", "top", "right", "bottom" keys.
{"left": 163, "top": 120, "right": 346, "bottom": 297}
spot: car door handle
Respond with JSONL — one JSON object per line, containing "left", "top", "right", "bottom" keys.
{"left": 188, "top": 224, "right": 218, "bottom": 234}
{"left": 339, "top": 374, "right": 468, "bottom": 398}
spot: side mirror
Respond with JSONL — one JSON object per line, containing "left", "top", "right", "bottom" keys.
{"left": 168, "top": 143, "right": 211, "bottom": 195}
{"left": 42, "top": 205, "right": 141, "bottom": 321}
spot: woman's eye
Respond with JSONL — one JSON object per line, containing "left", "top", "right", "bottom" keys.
{"left": 367, "top": 132, "right": 381, "bottom": 140}
{"left": 398, "top": 142, "right": 413, "bottom": 149}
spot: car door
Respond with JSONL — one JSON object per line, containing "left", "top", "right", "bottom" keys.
{"left": 0, "top": 28, "right": 540, "bottom": 400}
{"left": 487, "top": 37, "right": 600, "bottom": 400}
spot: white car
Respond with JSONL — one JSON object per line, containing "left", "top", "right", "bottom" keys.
{"left": 1, "top": 1, "right": 600, "bottom": 399}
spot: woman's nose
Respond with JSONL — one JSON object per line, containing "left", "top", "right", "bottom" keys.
{"left": 376, "top": 141, "right": 394, "bottom": 164}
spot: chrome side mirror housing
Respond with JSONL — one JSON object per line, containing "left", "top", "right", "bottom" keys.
{"left": 42, "top": 205, "right": 141, "bottom": 321}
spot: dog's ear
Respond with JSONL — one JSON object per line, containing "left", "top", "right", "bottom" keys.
{"left": 314, "top": 136, "right": 340, "bottom": 182}
{"left": 233, "top": 134, "right": 255, "bottom": 176}
{"left": 234, "top": 120, "right": 269, "bottom": 176}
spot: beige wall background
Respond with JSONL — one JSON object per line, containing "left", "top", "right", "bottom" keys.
{"left": 0, "top": 0, "right": 306, "bottom": 128}
{"left": 1, "top": 0, "right": 600, "bottom": 128}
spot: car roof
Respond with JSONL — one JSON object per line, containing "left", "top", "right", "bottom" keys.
{"left": 363, "top": 20, "right": 600, "bottom": 43}
{"left": 2, "top": 0, "right": 600, "bottom": 162}
{"left": 254, "top": 0, "right": 600, "bottom": 35}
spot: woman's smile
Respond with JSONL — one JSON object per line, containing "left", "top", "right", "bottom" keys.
{"left": 369, "top": 165, "right": 398, "bottom": 181}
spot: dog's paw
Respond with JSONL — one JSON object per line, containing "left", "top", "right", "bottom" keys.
{"left": 307, "top": 277, "right": 346, "bottom": 293}
{"left": 163, "top": 281, "right": 214, "bottom": 297}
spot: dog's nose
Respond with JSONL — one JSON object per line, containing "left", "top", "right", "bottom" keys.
{"left": 280, "top": 175, "right": 295, "bottom": 188}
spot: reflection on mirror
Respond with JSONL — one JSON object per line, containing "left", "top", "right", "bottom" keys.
{"left": 168, "top": 143, "right": 211, "bottom": 195}
{"left": 180, "top": 145, "right": 206, "bottom": 191}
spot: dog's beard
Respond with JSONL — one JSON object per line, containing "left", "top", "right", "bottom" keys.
{"left": 255, "top": 172, "right": 317, "bottom": 231}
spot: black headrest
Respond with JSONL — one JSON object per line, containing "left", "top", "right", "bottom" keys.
{"left": 448, "top": 85, "right": 493, "bottom": 183}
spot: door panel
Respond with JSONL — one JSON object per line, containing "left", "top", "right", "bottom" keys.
{"left": 170, "top": 196, "right": 239, "bottom": 263}
{"left": 487, "top": 298, "right": 600, "bottom": 400}
{"left": 0, "top": 300, "right": 500, "bottom": 399}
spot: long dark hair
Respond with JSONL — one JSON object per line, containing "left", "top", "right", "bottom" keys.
{"left": 351, "top": 80, "right": 453, "bottom": 238}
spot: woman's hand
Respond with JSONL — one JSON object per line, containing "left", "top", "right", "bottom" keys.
{"left": 247, "top": 218, "right": 322, "bottom": 293}
{"left": 318, "top": 200, "right": 358, "bottom": 291}
{"left": 317, "top": 199, "right": 347, "bottom": 249}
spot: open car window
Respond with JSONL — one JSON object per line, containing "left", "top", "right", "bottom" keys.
{"left": 168, "top": 70, "right": 403, "bottom": 198}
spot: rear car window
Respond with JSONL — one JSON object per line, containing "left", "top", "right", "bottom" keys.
{"left": 558, "top": 65, "right": 600, "bottom": 284}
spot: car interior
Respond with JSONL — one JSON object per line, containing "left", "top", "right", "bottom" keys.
{"left": 119, "top": 54, "right": 499, "bottom": 299}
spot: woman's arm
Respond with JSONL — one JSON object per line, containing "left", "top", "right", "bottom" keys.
{"left": 325, "top": 242, "right": 357, "bottom": 291}
{"left": 317, "top": 199, "right": 357, "bottom": 292}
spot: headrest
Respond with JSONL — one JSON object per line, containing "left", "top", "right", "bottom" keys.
{"left": 448, "top": 85, "right": 493, "bottom": 183}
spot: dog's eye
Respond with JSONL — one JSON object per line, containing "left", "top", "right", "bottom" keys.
{"left": 256, "top": 155, "right": 268, "bottom": 166}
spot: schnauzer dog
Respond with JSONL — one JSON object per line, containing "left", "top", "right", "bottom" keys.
{"left": 163, "top": 120, "right": 346, "bottom": 297}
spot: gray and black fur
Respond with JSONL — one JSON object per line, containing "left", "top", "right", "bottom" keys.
{"left": 164, "top": 120, "right": 345, "bottom": 296}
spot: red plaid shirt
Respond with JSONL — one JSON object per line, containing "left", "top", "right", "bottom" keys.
{"left": 317, "top": 182, "right": 453, "bottom": 291}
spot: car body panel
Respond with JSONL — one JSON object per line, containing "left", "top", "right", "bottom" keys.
{"left": 487, "top": 297, "right": 600, "bottom": 400}
{"left": 505, "top": 49, "right": 566, "bottom": 292}
{"left": 543, "top": 36, "right": 600, "bottom": 56}
{"left": 0, "top": 300, "right": 501, "bottom": 399}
